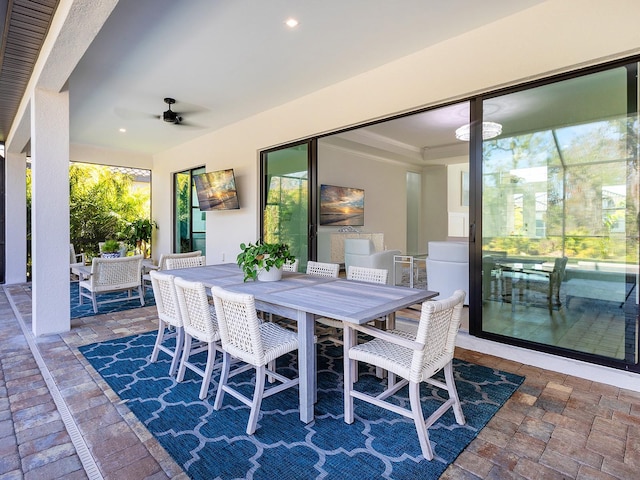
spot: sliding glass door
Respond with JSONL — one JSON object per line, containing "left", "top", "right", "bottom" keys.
{"left": 174, "top": 166, "right": 206, "bottom": 255}
{"left": 479, "top": 62, "right": 639, "bottom": 369}
{"left": 261, "top": 141, "right": 316, "bottom": 271}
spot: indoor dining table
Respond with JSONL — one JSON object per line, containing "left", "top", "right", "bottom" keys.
{"left": 162, "top": 263, "right": 438, "bottom": 423}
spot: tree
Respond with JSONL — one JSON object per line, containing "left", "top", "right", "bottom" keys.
{"left": 68, "top": 163, "right": 150, "bottom": 259}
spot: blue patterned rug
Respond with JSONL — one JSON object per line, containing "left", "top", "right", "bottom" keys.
{"left": 79, "top": 332, "right": 524, "bottom": 479}
{"left": 70, "top": 281, "right": 155, "bottom": 318}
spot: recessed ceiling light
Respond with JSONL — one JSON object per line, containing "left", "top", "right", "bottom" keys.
{"left": 285, "top": 18, "right": 299, "bottom": 28}
{"left": 119, "top": 128, "right": 127, "bottom": 133}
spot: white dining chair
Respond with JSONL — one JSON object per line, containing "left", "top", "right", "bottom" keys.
{"left": 149, "top": 271, "right": 184, "bottom": 376}
{"left": 142, "top": 250, "right": 203, "bottom": 293}
{"left": 314, "top": 265, "right": 388, "bottom": 345}
{"left": 306, "top": 261, "right": 339, "bottom": 278}
{"left": 282, "top": 258, "right": 299, "bottom": 272}
{"left": 343, "top": 289, "right": 467, "bottom": 460}
{"left": 165, "top": 255, "right": 206, "bottom": 270}
{"left": 174, "top": 277, "right": 222, "bottom": 400}
{"left": 211, "top": 286, "right": 299, "bottom": 435}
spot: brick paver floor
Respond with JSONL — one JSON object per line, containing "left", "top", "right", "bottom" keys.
{"left": 1, "top": 283, "right": 639, "bottom": 479}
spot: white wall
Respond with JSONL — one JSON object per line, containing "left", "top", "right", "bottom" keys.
{"left": 422, "top": 165, "right": 448, "bottom": 249}
{"left": 447, "top": 161, "right": 470, "bottom": 238}
{"left": 148, "top": 0, "right": 640, "bottom": 264}
{"left": 316, "top": 142, "right": 407, "bottom": 259}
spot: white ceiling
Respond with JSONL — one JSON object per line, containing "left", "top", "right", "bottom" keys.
{"left": 68, "top": 0, "right": 545, "bottom": 156}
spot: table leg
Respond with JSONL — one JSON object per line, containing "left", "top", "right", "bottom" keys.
{"left": 386, "top": 311, "right": 396, "bottom": 331}
{"left": 297, "top": 310, "right": 315, "bottom": 423}
{"left": 343, "top": 324, "right": 355, "bottom": 424}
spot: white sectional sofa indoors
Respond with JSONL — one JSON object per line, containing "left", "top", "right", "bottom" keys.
{"left": 426, "top": 241, "right": 469, "bottom": 305}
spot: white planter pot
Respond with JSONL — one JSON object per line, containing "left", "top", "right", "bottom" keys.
{"left": 257, "top": 266, "right": 283, "bottom": 282}
{"left": 101, "top": 252, "right": 121, "bottom": 259}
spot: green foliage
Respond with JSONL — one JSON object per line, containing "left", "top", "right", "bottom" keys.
{"left": 101, "top": 239, "right": 121, "bottom": 253}
{"left": 236, "top": 240, "right": 295, "bottom": 282}
{"left": 68, "top": 163, "right": 151, "bottom": 259}
{"left": 124, "top": 218, "right": 157, "bottom": 245}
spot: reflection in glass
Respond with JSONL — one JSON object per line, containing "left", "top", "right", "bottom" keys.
{"left": 481, "top": 65, "right": 638, "bottom": 365}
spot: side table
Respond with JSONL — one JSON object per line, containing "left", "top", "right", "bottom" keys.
{"left": 394, "top": 254, "right": 427, "bottom": 289}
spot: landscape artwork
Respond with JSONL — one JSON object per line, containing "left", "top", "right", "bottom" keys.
{"left": 319, "top": 184, "right": 364, "bottom": 226}
{"left": 193, "top": 169, "right": 240, "bottom": 211}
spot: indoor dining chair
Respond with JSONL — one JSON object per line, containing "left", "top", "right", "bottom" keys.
{"left": 343, "top": 289, "right": 467, "bottom": 460}
{"left": 211, "top": 286, "right": 299, "bottom": 435}
{"left": 174, "top": 277, "right": 222, "bottom": 400}
{"left": 149, "top": 271, "right": 184, "bottom": 376}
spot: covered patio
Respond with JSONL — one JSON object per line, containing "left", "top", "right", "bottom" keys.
{"left": 2, "top": 283, "right": 639, "bottom": 478}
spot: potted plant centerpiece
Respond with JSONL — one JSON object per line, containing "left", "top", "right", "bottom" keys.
{"left": 237, "top": 240, "right": 295, "bottom": 282}
{"left": 101, "top": 239, "right": 122, "bottom": 258}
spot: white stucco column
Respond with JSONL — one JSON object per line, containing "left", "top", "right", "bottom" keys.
{"left": 4, "top": 151, "right": 27, "bottom": 284}
{"left": 31, "top": 87, "right": 70, "bottom": 335}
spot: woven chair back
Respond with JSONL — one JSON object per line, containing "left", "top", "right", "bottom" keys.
{"left": 149, "top": 271, "right": 182, "bottom": 328}
{"left": 165, "top": 255, "right": 206, "bottom": 270}
{"left": 411, "top": 289, "right": 466, "bottom": 382}
{"left": 282, "top": 258, "right": 299, "bottom": 272}
{"left": 211, "top": 287, "right": 265, "bottom": 366}
{"left": 347, "top": 266, "right": 388, "bottom": 284}
{"left": 90, "top": 255, "right": 143, "bottom": 290}
{"left": 157, "top": 251, "right": 202, "bottom": 270}
{"left": 174, "top": 278, "right": 219, "bottom": 343}
{"left": 306, "top": 261, "right": 339, "bottom": 278}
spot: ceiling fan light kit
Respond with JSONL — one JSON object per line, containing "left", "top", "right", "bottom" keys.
{"left": 455, "top": 121, "right": 502, "bottom": 141}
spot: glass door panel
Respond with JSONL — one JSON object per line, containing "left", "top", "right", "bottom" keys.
{"left": 262, "top": 143, "right": 311, "bottom": 271}
{"left": 480, "top": 64, "right": 639, "bottom": 367}
{"left": 174, "top": 166, "right": 205, "bottom": 254}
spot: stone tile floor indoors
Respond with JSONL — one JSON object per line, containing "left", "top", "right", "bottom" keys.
{"left": 1, "top": 282, "right": 639, "bottom": 479}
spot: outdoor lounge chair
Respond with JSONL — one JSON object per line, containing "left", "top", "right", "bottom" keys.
{"left": 79, "top": 255, "right": 144, "bottom": 313}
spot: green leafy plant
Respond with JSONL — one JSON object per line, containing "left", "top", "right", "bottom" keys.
{"left": 124, "top": 218, "right": 158, "bottom": 257}
{"left": 102, "top": 239, "right": 121, "bottom": 254}
{"left": 236, "top": 240, "right": 295, "bottom": 282}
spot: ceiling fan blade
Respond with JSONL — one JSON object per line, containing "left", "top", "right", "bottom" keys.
{"left": 114, "top": 106, "right": 156, "bottom": 120}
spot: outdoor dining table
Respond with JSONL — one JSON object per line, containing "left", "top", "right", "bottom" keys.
{"left": 162, "top": 263, "right": 438, "bottom": 423}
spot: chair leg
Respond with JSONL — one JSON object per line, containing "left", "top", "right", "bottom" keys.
{"left": 213, "top": 352, "right": 231, "bottom": 410}
{"left": 388, "top": 371, "right": 397, "bottom": 388}
{"left": 199, "top": 342, "right": 218, "bottom": 400}
{"left": 246, "top": 365, "right": 266, "bottom": 435}
{"left": 91, "top": 292, "right": 98, "bottom": 314}
{"left": 138, "top": 285, "right": 145, "bottom": 306}
{"left": 267, "top": 359, "right": 276, "bottom": 383}
{"left": 150, "top": 320, "right": 166, "bottom": 363}
{"left": 176, "top": 333, "right": 193, "bottom": 382}
{"left": 168, "top": 327, "right": 184, "bottom": 377}
{"left": 444, "top": 361, "right": 465, "bottom": 425}
{"left": 409, "top": 381, "right": 434, "bottom": 460}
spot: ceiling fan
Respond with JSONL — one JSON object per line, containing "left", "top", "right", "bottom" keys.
{"left": 161, "top": 97, "right": 182, "bottom": 124}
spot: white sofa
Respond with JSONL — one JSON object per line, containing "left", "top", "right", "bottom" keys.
{"left": 427, "top": 241, "right": 469, "bottom": 305}
{"left": 344, "top": 238, "right": 400, "bottom": 285}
